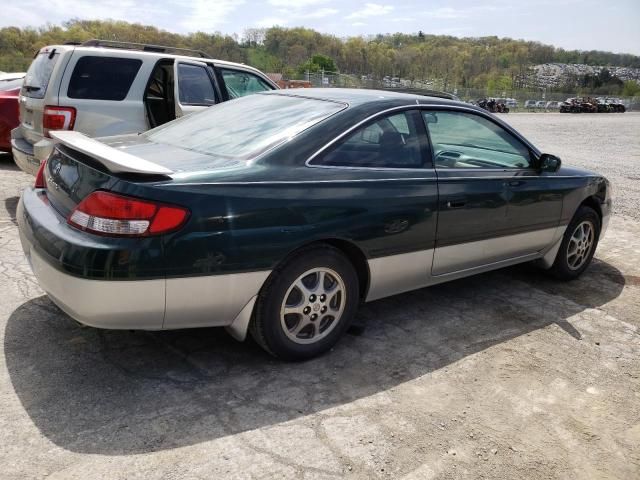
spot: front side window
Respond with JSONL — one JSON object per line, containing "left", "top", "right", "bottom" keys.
{"left": 425, "top": 111, "right": 532, "bottom": 169}
{"left": 220, "top": 68, "right": 272, "bottom": 99}
{"left": 177, "top": 63, "right": 217, "bottom": 106}
{"left": 312, "top": 111, "right": 426, "bottom": 169}
{"left": 68, "top": 56, "right": 142, "bottom": 101}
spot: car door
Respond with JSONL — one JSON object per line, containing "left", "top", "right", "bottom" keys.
{"left": 308, "top": 109, "right": 438, "bottom": 301}
{"left": 173, "top": 60, "right": 219, "bottom": 118}
{"left": 426, "top": 109, "right": 563, "bottom": 276}
{"left": 423, "top": 109, "right": 515, "bottom": 275}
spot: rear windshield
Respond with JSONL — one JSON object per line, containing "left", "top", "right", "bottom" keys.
{"left": 144, "top": 93, "right": 346, "bottom": 160}
{"left": 23, "top": 51, "right": 59, "bottom": 99}
{"left": 68, "top": 56, "right": 142, "bottom": 100}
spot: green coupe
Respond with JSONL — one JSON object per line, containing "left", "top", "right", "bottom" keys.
{"left": 18, "top": 89, "right": 612, "bottom": 360}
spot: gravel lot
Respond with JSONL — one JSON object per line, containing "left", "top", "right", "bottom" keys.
{"left": 0, "top": 113, "right": 639, "bottom": 479}
{"left": 506, "top": 112, "right": 640, "bottom": 220}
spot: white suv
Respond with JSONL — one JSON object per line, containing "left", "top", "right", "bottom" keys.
{"left": 12, "top": 40, "right": 278, "bottom": 175}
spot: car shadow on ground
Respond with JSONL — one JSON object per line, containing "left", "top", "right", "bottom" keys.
{"left": 0, "top": 153, "right": 18, "bottom": 171}
{"left": 4, "top": 196, "right": 18, "bottom": 224}
{"left": 4, "top": 258, "right": 625, "bottom": 455}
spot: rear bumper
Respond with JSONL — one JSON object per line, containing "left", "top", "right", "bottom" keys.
{"left": 11, "top": 127, "right": 54, "bottom": 175}
{"left": 25, "top": 246, "right": 166, "bottom": 329}
{"left": 17, "top": 187, "right": 269, "bottom": 332}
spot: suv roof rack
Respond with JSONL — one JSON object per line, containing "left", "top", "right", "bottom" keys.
{"left": 80, "top": 39, "right": 208, "bottom": 59}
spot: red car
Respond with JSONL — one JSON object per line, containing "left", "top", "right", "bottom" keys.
{"left": 0, "top": 78, "right": 23, "bottom": 152}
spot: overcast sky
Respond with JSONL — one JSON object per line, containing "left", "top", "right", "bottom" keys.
{"left": 3, "top": 0, "right": 639, "bottom": 55}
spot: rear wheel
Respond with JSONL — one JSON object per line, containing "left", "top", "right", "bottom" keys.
{"left": 548, "top": 206, "right": 600, "bottom": 280}
{"left": 250, "top": 246, "right": 359, "bottom": 360}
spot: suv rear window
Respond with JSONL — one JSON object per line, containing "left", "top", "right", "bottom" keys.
{"left": 23, "top": 51, "right": 59, "bottom": 99}
{"left": 68, "top": 57, "right": 142, "bottom": 101}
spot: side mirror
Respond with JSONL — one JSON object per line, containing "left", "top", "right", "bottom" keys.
{"left": 539, "top": 153, "right": 562, "bottom": 172}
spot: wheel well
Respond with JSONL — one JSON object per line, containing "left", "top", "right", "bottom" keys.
{"left": 580, "top": 196, "right": 603, "bottom": 226}
{"left": 292, "top": 239, "right": 370, "bottom": 301}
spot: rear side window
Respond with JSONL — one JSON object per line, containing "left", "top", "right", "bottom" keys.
{"left": 312, "top": 111, "right": 427, "bottom": 169}
{"left": 68, "top": 57, "right": 142, "bottom": 101}
{"left": 177, "top": 63, "right": 217, "bottom": 105}
{"left": 23, "top": 51, "right": 59, "bottom": 99}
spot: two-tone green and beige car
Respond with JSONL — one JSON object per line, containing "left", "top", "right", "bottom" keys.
{"left": 18, "top": 89, "right": 612, "bottom": 360}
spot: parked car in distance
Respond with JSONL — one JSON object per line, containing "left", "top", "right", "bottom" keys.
{"left": 524, "top": 100, "right": 537, "bottom": 109}
{"left": 545, "top": 101, "right": 561, "bottom": 109}
{"left": 18, "top": 89, "right": 611, "bottom": 360}
{"left": 535, "top": 101, "right": 546, "bottom": 109}
{"left": 12, "top": 39, "right": 278, "bottom": 175}
{"left": 0, "top": 77, "right": 24, "bottom": 153}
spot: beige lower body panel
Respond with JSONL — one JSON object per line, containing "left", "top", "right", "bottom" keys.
{"left": 27, "top": 246, "right": 270, "bottom": 331}
{"left": 163, "top": 270, "right": 270, "bottom": 329}
{"left": 366, "top": 226, "right": 566, "bottom": 302}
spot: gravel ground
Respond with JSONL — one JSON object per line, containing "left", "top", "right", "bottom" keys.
{"left": 505, "top": 112, "right": 640, "bottom": 220}
{"left": 0, "top": 114, "right": 639, "bottom": 479}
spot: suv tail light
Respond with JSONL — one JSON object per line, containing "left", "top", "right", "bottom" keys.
{"left": 68, "top": 191, "right": 189, "bottom": 236}
{"left": 34, "top": 158, "right": 48, "bottom": 188}
{"left": 43, "top": 106, "right": 76, "bottom": 137}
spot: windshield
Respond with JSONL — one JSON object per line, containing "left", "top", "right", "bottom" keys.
{"left": 144, "top": 93, "right": 346, "bottom": 160}
{"left": 23, "top": 51, "right": 59, "bottom": 99}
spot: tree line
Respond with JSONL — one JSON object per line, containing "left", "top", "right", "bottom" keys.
{"left": 1, "top": 19, "right": 639, "bottom": 94}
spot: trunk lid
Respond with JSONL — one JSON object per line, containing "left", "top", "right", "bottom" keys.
{"left": 44, "top": 145, "right": 120, "bottom": 218}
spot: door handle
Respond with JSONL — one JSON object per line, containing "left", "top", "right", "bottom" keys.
{"left": 508, "top": 180, "right": 525, "bottom": 187}
{"left": 446, "top": 199, "right": 466, "bottom": 209}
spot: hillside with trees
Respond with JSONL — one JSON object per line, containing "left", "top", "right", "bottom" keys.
{"left": 1, "top": 19, "right": 639, "bottom": 96}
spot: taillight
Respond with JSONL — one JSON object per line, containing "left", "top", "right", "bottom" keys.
{"left": 34, "top": 158, "right": 47, "bottom": 188}
{"left": 68, "top": 191, "right": 189, "bottom": 236}
{"left": 43, "top": 106, "right": 76, "bottom": 137}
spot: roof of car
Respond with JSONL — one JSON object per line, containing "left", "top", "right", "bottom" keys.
{"left": 263, "top": 88, "right": 463, "bottom": 107}
{"left": 42, "top": 44, "right": 262, "bottom": 74}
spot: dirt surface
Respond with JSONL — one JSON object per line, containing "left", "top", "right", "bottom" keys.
{"left": 0, "top": 113, "right": 639, "bottom": 479}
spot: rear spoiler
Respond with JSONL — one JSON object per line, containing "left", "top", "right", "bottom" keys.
{"left": 50, "top": 131, "right": 173, "bottom": 175}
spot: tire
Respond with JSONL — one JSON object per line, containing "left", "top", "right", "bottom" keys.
{"left": 548, "top": 206, "right": 600, "bottom": 281}
{"left": 250, "top": 245, "right": 360, "bottom": 361}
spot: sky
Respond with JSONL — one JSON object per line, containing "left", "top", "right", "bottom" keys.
{"left": 2, "top": 0, "right": 640, "bottom": 55}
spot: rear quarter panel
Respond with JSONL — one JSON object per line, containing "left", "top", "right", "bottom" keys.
{"left": 137, "top": 167, "right": 439, "bottom": 279}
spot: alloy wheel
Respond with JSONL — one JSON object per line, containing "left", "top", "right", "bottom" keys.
{"left": 567, "top": 220, "right": 595, "bottom": 270}
{"left": 280, "top": 267, "right": 346, "bottom": 345}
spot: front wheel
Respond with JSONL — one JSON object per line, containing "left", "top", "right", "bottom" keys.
{"left": 548, "top": 206, "right": 600, "bottom": 280}
{"left": 250, "top": 246, "right": 360, "bottom": 360}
